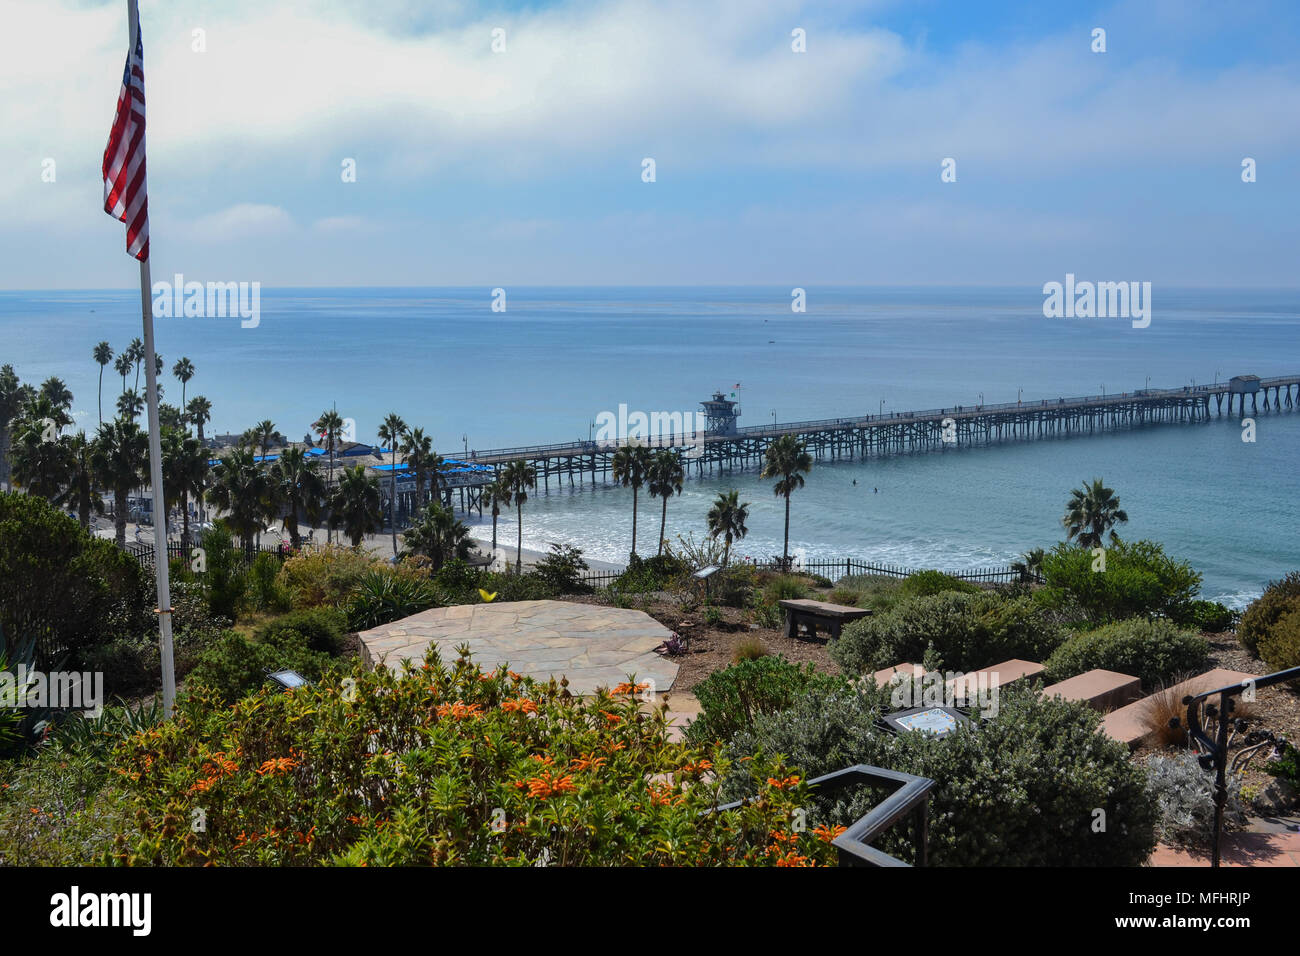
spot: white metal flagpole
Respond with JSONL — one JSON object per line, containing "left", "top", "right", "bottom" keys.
{"left": 127, "top": 0, "right": 177, "bottom": 714}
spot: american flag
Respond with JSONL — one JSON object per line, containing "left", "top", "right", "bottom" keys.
{"left": 102, "top": 26, "right": 149, "bottom": 261}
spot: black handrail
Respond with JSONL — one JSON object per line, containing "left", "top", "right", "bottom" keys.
{"left": 1179, "top": 664, "right": 1300, "bottom": 866}
{"left": 714, "top": 763, "right": 936, "bottom": 866}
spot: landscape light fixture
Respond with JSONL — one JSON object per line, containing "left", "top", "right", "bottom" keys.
{"left": 267, "top": 669, "right": 311, "bottom": 691}
{"left": 882, "top": 706, "right": 973, "bottom": 738}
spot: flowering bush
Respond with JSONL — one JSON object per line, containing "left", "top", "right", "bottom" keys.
{"left": 111, "top": 648, "right": 839, "bottom": 866}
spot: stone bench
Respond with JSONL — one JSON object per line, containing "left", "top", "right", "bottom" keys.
{"left": 1101, "top": 668, "right": 1257, "bottom": 749}
{"left": 1040, "top": 669, "right": 1141, "bottom": 712}
{"left": 779, "top": 599, "right": 871, "bottom": 640}
{"left": 872, "top": 662, "right": 926, "bottom": 687}
{"left": 945, "top": 659, "right": 1044, "bottom": 697}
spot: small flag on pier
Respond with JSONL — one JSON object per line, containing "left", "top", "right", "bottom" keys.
{"left": 102, "top": 25, "right": 149, "bottom": 261}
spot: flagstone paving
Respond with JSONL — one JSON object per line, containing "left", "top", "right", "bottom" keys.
{"left": 357, "top": 599, "right": 678, "bottom": 696}
{"left": 1148, "top": 815, "right": 1300, "bottom": 866}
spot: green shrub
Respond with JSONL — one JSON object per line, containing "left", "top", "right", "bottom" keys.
{"left": 112, "top": 650, "right": 833, "bottom": 866}
{"left": 724, "top": 683, "right": 1158, "bottom": 866}
{"left": 184, "top": 628, "right": 336, "bottom": 705}
{"left": 200, "top": 523, "right": 248, "bottom": 621}
{"left": 1239, "top": 572, "right": 1300, "bottom": 654}
{"left": 685, "top": 656, "right": 848, "bottom": 747}
{"left": 1042, "top": 618, "right": 1208, "bottom": 688}
{"left": 614, "top": 553, "right": 688, "bottom": 593}
{"left": 432, "top": 558, "right": 481, "bottom": 599}
{"left": 827, "top": 588, "right": 863, "bottom": 607}
{"left": 762, "top": 575, "right": 808, "bottom": 604}
{"left": 751, "top": 602, "right": 782, "bottom": 630}
{"left": 1036, "top": 539, "right": 1202, "bottom": 626}
{"left": 899, "top": 569, "right": 980, "bottom": 599}
{"left": 0, "top": 491, "right": 150, "bottom": 669}
{"left": 276, "top": 544, "right": 378, "bottom": 609}
{"left": 532, "top": 544, "right": 591, "bottom": 595}
{"left": 343, "top": 571, "right": 442, "bottom": 631}
{"left": 257, "top": 608, "right": 348, "bottom": 656}
{"left": 834, "top": 575, "right": 905, "bottom": 613}
{"left": 1176, "top": 599, "right": 1238, "bottom": 634}
{"left": 247, "top": 551, "right": 291, "bottom": 612}
{"left": 832, "top": 591, "right": 1067, "bottom": 677}
{"left": 715, "top": 564, "right": 758, "bottom": 608}
{"left": 0, "top": 743, "right": 131, "bottom": 865}
{"left": 1259, "top": 607, "right": 1300, "bottom": 674}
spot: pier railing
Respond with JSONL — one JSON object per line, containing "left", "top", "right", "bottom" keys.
{"left": 583, "top": 557, "right": 1027, "bottom": 588}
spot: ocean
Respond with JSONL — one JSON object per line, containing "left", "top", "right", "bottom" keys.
{"left": 2, "top": 285, "right": 1297, "bottom": 606}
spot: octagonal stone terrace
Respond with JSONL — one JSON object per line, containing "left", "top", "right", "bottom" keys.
{"left": 357, "top": 599, "right": 678, "bottom": 696}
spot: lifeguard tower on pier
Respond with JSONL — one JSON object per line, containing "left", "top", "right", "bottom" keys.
{"left": 701, "top": 390, "right": 741, "bottom": 436}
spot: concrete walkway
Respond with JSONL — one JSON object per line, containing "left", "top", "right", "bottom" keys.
{"left": 357, "top": 599, "right": 678, "bottom": 696}
{"left": 1149, "top": 815, "right": 1300, "bottom": 866}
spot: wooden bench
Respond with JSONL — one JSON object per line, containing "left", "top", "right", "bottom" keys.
{"left": 778, "top": 599, "right": 870, "bottom": 640}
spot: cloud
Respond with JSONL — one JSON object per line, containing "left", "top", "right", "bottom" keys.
{"left": 185, "top": 204, "right": 296, "bottom": 241}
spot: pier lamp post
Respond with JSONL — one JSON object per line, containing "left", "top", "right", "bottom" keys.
{"left": 462, "top": 433, "right": 468, "bottom": 457}
{"left": 1017, "top": 387, "right": 1022, "bottom": 403}
{"left": 978, "top": 392, "right": 984, "bottom": 407}
{"left": 1101, "top": 384, "right": 1106, "bottom": 398}
{"left": 879, "top": 400, "right": 884, "bottom": 417}
{"left": 771, "top": 409, "right": 777, "bottom": 428}
{"left": 1145, "top": 375, "right": 1150, "bottom": 391}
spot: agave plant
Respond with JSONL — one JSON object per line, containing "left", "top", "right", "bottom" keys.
{"left": 53, "top": 699, "right": 166, "bottom": 760}
{"left": 343, "top": 571, "right": 444, "bottom": 631}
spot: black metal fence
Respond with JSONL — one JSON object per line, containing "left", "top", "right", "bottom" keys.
{"left": 125, "top": 541, "right": 287, "bottom": 571}
{"left": 579, "top": 557, "right": 1028, "bottom": 588}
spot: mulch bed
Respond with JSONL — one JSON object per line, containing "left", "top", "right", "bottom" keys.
{"left": 563, "top": 592, "right": 839, "bottom": 693}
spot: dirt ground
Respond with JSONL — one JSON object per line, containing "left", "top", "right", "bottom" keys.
{"left": 563, "top": 591, "right": 840, "bottom": 692}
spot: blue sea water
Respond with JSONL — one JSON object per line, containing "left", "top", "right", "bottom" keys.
{"left": 2, "top": 285, "right": 1297, "bottom": 605}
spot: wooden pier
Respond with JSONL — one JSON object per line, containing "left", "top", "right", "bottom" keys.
{"left": 455, "top": 374, "right": 1300, "bottom": 498}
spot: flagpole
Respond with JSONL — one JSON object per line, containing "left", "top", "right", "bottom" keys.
{"left": 127, "top": 0, "right": 177, "bottom": 714}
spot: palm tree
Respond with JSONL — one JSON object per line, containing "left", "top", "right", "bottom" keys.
{"left": 1063, "top": 478, "right": 1128, "bottom": 549}
{"left": 500, "top": 459, "right": 537, "bottom": 573}
{"left": 0, "top": 364, "right": 28, "bottom": 491}
{"left": 706, "top": 489, "right": 750, "bottom": 566}
{"left": 172, "top": 357, "right": 195, "bottom": 423}
{"left": 1011, "top": 547, "right": 1046, "bottom": 583}
{"left": 10, "top": 415, "right": 71, "bottom": 501}
{"left": 186, "top": 396, "right": 212, "bottom": 446}
{"left": 117, "top": 389, "right": 144, "bottom": 422}
{"left": 55, "top": 431, "right": 103, "bottom": 530}
{"left": 486, "top": 474, "right": 510, "bottom": 558}
{"left": 329, "top": 464, "right": 382, "bottom": 547}
{"left": 94, "top": 342, "right": 114, "bottom": 426}
{"left": 126, "top": 337, "right": 144, "bottom": 392}
{"left": 92, "top": 418, "right": 148, "bottom": 548}
{"left": 113, "top": 353, "right": 132, "bottom": 394}
{"left": 161, "top": 428, "right": 209, "bottom": 545}
{"left": 38, "top": 377, "right": 73, "bottom": 413}
{"left": 401, "top": 427, "right": 435, "bottom": 508}
{"left": 313, "top": 409, "right": 345, "bottom": 543}
{"left": 251, "top": 419, "right": 277, "bottom": 459}
{"left": 403, "top": 501, "right": 473, "bottom": 571}
{"left": 268, "top": 446, "right": 325, "bottom": 549}
{"left": 647, "top": 449, "right": 684, "bottom": 557}
{"left": 376, "top": 412, "right": 408, "bottom": 556}
{"left": 611, "top": 443, "right": 652, "bottom": 558}
{"left": 205, "top": 446, "right": 269, "bottom": 553}
{"left": 760, "top": 435, "right": 813, "bottom": 570}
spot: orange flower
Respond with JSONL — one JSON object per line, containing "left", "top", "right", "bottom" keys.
{"left": 774, "top": 851, "right": 813, "bottom": 867}
{"left": 522, "top": 771, "right": 577, "bottom": 799}
{"left": 612, "top": 680, "right": 651, "bottom": 696}
{"left": 501, "top": 698, "right": 539, "bottom": 714}
{"left": 813, "top": 824, "right": 846, "bottom": 843}
{"left": 256, "top": 756, "right": 299, "bottom": 776}
{"left": 436, "top": 700, "right": 482, "bottom": 720}
{"left": 601, "top": 710, "right": 622, "bottom": 725}
{"left": 188, "top": 776, "right": 218, "bottom": 793}
{"left": 647, "top": 782, "right": 682, "bottom": 807}
{"left": 570, "top": 753, "right": 607, "bottom": 772}
{"left": 766, "top": 775, "right": 800, "bottom": 790}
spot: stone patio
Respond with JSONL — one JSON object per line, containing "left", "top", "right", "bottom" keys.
{"left": 357, "top": 599, "right": 678, "bottom": 696}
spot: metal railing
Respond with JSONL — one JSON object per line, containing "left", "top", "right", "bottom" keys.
{"left": 714, "top": 764, "right": 936, "bottom": 866}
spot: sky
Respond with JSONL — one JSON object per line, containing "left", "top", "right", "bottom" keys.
{"left": 3, "top": 0, "right": 1299, "bottom": 289}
